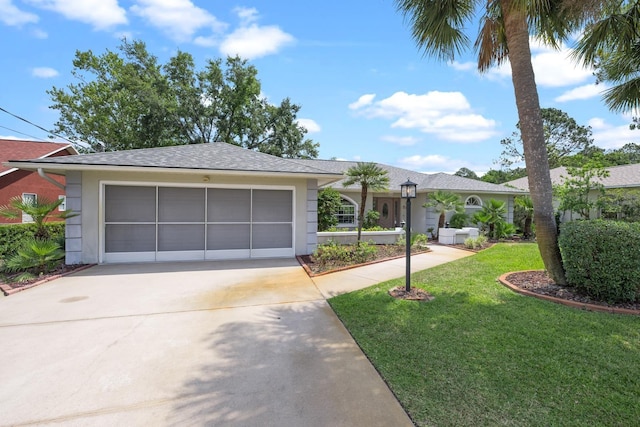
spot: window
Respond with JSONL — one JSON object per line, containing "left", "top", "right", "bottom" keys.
{"left": 336, "top": 198, "right": 356, "bottom": 225}
{"left": 465, "top": 195, "right": 483, "bottom": 208}
{"left": 21, "top": 193, "right": 36, "bottom": 223}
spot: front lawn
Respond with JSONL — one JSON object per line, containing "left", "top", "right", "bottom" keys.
{"left": 328, "top": 243, "right": 640, "bottom": 426}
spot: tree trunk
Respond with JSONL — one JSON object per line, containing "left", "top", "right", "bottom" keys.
{"left": 357, "top": 186, "right": 367, "bottom": 245}
{"left": 501, "top": 0, "right": 567, "bottom": 284}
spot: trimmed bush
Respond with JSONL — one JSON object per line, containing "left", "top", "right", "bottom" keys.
{"left": 559, "top": 220, "right": 640, "bottom": 303}
{"left": 0, "top": 222, "right": 65, "bottom": 259}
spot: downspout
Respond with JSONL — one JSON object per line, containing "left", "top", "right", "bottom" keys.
{"left": 38, "top": 168, "right": 65, "bottom": 191}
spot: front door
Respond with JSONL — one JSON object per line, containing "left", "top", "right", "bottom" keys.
{"left": 375, "top": 197, "right": 398, "bottom": 229}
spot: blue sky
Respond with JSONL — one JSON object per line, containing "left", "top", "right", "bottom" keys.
{"left": 2, "top": 0, "right": 640, "bottom": 175}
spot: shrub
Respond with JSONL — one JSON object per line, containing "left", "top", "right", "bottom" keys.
{"left": 317, "top": 188, "right": 342, "bottom": 231}
{"left": 559, "top": 220, "right": 640, "bottom": 303}
{"left": 396, "top": 233, "right": 429, "bottom": 248}
{"left": 4, "top": 238, "right": 65, "bottom": 281}
{"left": 464, "top": 235, "right": 488, "bottom": 250}
{"left": 363, "top": 210, "right": 380, "bottom": 229}
{"left": 449, "top": 212, "right": 469, "bottom": 229}
{"left": 313, "top": 240, "right": 377, "bottom": 266}
{"left": 0, "top": 222, "right": 65, "bottom": 259}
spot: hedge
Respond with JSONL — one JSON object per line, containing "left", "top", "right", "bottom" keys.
{"left": 558, "top": 220, "right": 640, "bottom": 303}
{"left": 0, "top": 222, "right": 65, "bottom": 259}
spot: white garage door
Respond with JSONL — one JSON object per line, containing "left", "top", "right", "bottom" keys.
{"left": 103, "top": 185, "right": 294, "bottom": 263}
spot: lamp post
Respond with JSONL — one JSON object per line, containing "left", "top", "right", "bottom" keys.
{"left": 401, "top": 179, "right": 417, "bottom": 292}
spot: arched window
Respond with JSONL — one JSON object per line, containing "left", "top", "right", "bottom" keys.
{"left": 465, "top": 195, "right": 483, "bottom": 208}
{"left": 336, "top": 197, "right": 357, "bottom": 225}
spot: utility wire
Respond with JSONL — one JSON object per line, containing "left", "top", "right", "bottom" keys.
{"left": 0, "top": 124, "right": 48, "bottom": 142}
{"left": 0, "top": 106, "right": 77, "bottom": 145}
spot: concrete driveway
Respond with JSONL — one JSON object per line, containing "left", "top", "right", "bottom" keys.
{"left": 0, "top": 258, "right": 416, "bottom": 426}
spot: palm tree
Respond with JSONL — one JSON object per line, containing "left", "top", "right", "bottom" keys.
{"left": 342, "top": 163, "right": 389, "bottom": 244}
{"left": 423, "top": 190, "right": 464, "bottom": 236}
{"left": 514, "top": 195, "right": 534, "bottom": 239}
{"left": 475, "top": 199, "right": 508, "bottom": 240}
{"left": 0, "top": 195, "right": 75, "bottom": 239}
{"left": 393, "top": 0, "right": 604, "bottom": 284}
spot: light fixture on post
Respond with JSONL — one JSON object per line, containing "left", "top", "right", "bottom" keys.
{"left": 400, "top": 178, "right": 417, "bottom": 292}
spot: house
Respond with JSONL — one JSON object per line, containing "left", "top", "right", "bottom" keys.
{"left": 507, "top": 163, "right": 640, "bottom": 221}
{"left": 6, "top": 143, "right": 525, "bottom": 265}
{"left": 0, "top": 139, "right": 77, "bottom": 223}
{"left": 295, "top": 159, "right": 527, "bottom": 233}
{"left": 6, "top": 143, "right": 344, "bottom": 264}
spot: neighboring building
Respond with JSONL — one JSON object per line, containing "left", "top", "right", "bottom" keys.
{"left": 0, "top": 139, "right": 77, "bottom": 223}
{"left": 295, "top": 159, "right": 526, "bottom": 233}
{"left": 506, "top": 163, "right": 640, "bottom": 221}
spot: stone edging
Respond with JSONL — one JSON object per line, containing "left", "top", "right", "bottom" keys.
{"left": 0, "top": 264, "right": 96, "bottom": 296}
{"left": 297, "top": 249, "right": 431, "bottom": 277}
{"left": 498, "top": 270, "right": 640, "bottom": 316}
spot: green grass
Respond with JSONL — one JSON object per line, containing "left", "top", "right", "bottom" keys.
{"left": 328, "top": 243, "right": 640, "bottom": 426}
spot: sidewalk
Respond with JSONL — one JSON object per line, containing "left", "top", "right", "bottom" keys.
{"left": 311, "top": 244, "right": 474, "bottom": 298}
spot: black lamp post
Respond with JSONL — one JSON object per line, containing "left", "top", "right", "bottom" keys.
{"left": 401, "top": 179, "right": 417, "bottom": 292}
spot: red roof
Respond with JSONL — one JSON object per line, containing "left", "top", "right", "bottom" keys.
{"left": 0, "top": 138, "right": 77, "bottom": 175}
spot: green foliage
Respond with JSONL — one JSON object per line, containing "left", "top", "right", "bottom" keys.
{"left": 363, "top": 209, "right": 380, "bottom": 229}
{"left": 423, "top": 190, "right": 464, "bottom": 233}
{"left": 598, "top": 188, "right": 640, "bottom": 222}
{"left": 448, "top": 212, "right": 469, "bottom": 229}
{"left": 0, "top": 196, "right": 75, "bottom": 239}
{"left": 559, "top": 220, "right": 640, "bottom": 303}
{"left": 499, "top": 108, "right": 594, "bottom": 169}
{"left": 454, "top": 167, "right": 479, "bottom": 180}
{"left": 396, "top": 233, "right": 429, "bottom": 248}
{"left": 49, "top": 39, "right": 318, "bottom": 158}
{"left": 342, "top": 163, "right": 389, "bottom": 244}
{"left": 554, "top": 163, "right": 609, "bottom": 219}
{"left": 480, "top": 168, "right": 527, "bottom": 184}
{"left": 473, "top": 199, "right": 508, "bottom": 240}
{"left": 514, "top": 195, "right": 534, "bottom": 239}
{"left": 5, "top": 238, "right": 65, "bottom": 279}
{"left": 313, "top": 240, "right": 377, "bottom": 266}
{"left": 0, "top": 222, "right": 65, "bottom": 258}
{"left": 317, "top": 187, "right": 342, "bottom": 231}
{"left": 464, "top": 234, "right": 488, "bottom": 249}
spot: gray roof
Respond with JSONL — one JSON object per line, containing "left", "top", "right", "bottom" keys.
{"left": 293, "top": 159, "right": 525, "bottom": 194}
{"left": 7, "top": 142, "right": 339, "bottom": 176}
{"left": 507, "top": 163, "right": 640, "bottom": 191}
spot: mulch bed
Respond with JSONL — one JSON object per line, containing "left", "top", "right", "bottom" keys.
{"left": 299, "top": 244, "right": 430, "bottom": 276}
{"left": 503, "top": 270, "right": 640, "bottom": 314}
{"left": 388, "top": 286, "right": 435, "bottom": 302}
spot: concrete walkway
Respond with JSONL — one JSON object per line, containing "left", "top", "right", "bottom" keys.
{"left": 0, "top": 245, "right": 471, "bottom": 426}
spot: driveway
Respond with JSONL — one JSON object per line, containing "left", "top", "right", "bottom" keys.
{"left": 0, "top": 247, "right": 472, "bottom": 426}
{"left": 0, "top": 258, "right": 415, "bottom": 426}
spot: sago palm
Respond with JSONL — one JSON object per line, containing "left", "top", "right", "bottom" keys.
{"left": 393, "top": 0, "right": 605, "bottom": 284}
{"left": 342, "top": 162, "right": 389, "bottom": 244}
{"left": 0, "top": 196, "right": 76, "bottom": 239}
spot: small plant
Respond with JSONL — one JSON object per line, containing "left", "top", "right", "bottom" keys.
{"left": 4, "top": 238, "right": 65, "bottom": 281}
{"left": 313, "top": 240, "right": 377, "bottom": 266}
{"left": 464, "top": 235, "right": 488, "bottom": 250}
{"left": 363, "top": 210, "right": 380, "bottom": 229}
{"left": 397, "top": 233, "right": 429, "bottom": 248}
{"left": 448, "top": 212, "right": 469, "bottom": 229}
{"left": 427, "top": 227, "right": 436, "bottom": 239}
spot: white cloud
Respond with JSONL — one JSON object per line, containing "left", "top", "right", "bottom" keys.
{"left": 397, "top": 154, "right": 491, "bottom": 174}
{"left": 350, "top": 90, "right": 498, "bottom": 143}
{"left": 31, "top": 67, "right": 58, "bottom": 78}
{"left": 589, "top": 117, "right": 640, "bottom": 149}
{"left": 1, "top": 0, "right": 39, "bottom": 26}
{"left": 26, "top": 0, "right": 126, "bottom": 29}
{"left": 380, "top": 135, "right": 420, "bottom": 146}
{"left": 348, "top": 94, "right": 375, "bottom": 110}
{"left": 234, "top": 6, "right": 258, "bottom": 26}
{"left": 399, "top": 154, "right": 449, "bottom": 167}
{"left": 220, "top": 25, "right": 294, "bottom": 59}
{"left": 131, "top": 0, "right": 225, "bottom": 42}
{"left": 449, "top": 61, "right": 475, "bottom": 71}
{"left": 296, "top": 118, "right": 320, "bottom": 133}
{"left": 555, "top": 83, "right": 605, "bottom": 102}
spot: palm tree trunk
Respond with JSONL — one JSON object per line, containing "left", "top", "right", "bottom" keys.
{"left": 501, "top": 0, "right": 567, "bottom": 285}
{"left": 358, "top": 186, "right": 367, "bottom": 245}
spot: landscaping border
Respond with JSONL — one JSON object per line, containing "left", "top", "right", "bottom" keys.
{"left": 498, "top": 270, "right": 640, "bottom": 316}
{"left": 1, "top": 264, "right": 96, "bottom": 296}
{"left": 297, "top": 249, "right": 431, "bottom": 277}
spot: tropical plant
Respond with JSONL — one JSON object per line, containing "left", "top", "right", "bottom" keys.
{"left": 423, "top": 190, "right": 464, "bottom": 236}
{"left": 0, "top": 196, "right": 75, "bottom": 239}
{"left": 514, "top": 195, "right": 534, "bottom": 239}
{"left": 598, "top": 188, "right": 640, "bottom": 222}
{"left": 4, "top": 238, "right": 65, "bottom": 281}
{"left": 449, "top": 212, "right": 469, "bottom": 229}
{"left": 342, "top": 163, "right": 389, "bottom": 244}
{"left": 474, "top": 199, "right": 508, "bottom": 240}
{"left": 393, "top": 0, "right": 606, "bottom": 284}
{"left": 363, "top": 210, "right": 381, "bottom": 229}
{"left": 317, "top": 187, "right": 342, "bottom": 231}
{"left": 553, "top": 163, "right": 609, "bottom": 220}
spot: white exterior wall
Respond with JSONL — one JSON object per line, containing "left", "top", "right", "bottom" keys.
{"left": 77, "top": 170, "right": 313, "bottom": 264}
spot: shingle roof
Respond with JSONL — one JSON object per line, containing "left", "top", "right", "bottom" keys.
{"left": 507, "top": 164, "right": 640, "bottom": 191}
{"left": 0, "top": 138, "right": 76, "bottom": 175}
{"left": 7, "top": 142, "right": 339, "bottom": 176}
{"left": 293, "top": 159, "right": 525, "bottom": 194}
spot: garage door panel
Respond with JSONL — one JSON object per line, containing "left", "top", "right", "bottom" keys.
{"left": 105, "top": 186, "right": 156, "bottom": 222}
{"left": 105, "top": 224, "right": 156, "bottom": 253}
{"left": 158, "top": 224, "right": 205, "bottom": 251}
{"left": 252, "top": 224, "right": 292, "bottom": 249}
{"left": 252, "top": 190, "right": 292, "bottom": 222}
{"left": 206, "top": 224, "right": 250, "bottom": 250}
{"left": 207, "top": 189, "right": 251, "bottom": 222}
{"left": 158, "top": 187, "right": 205, "bottom": 222}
